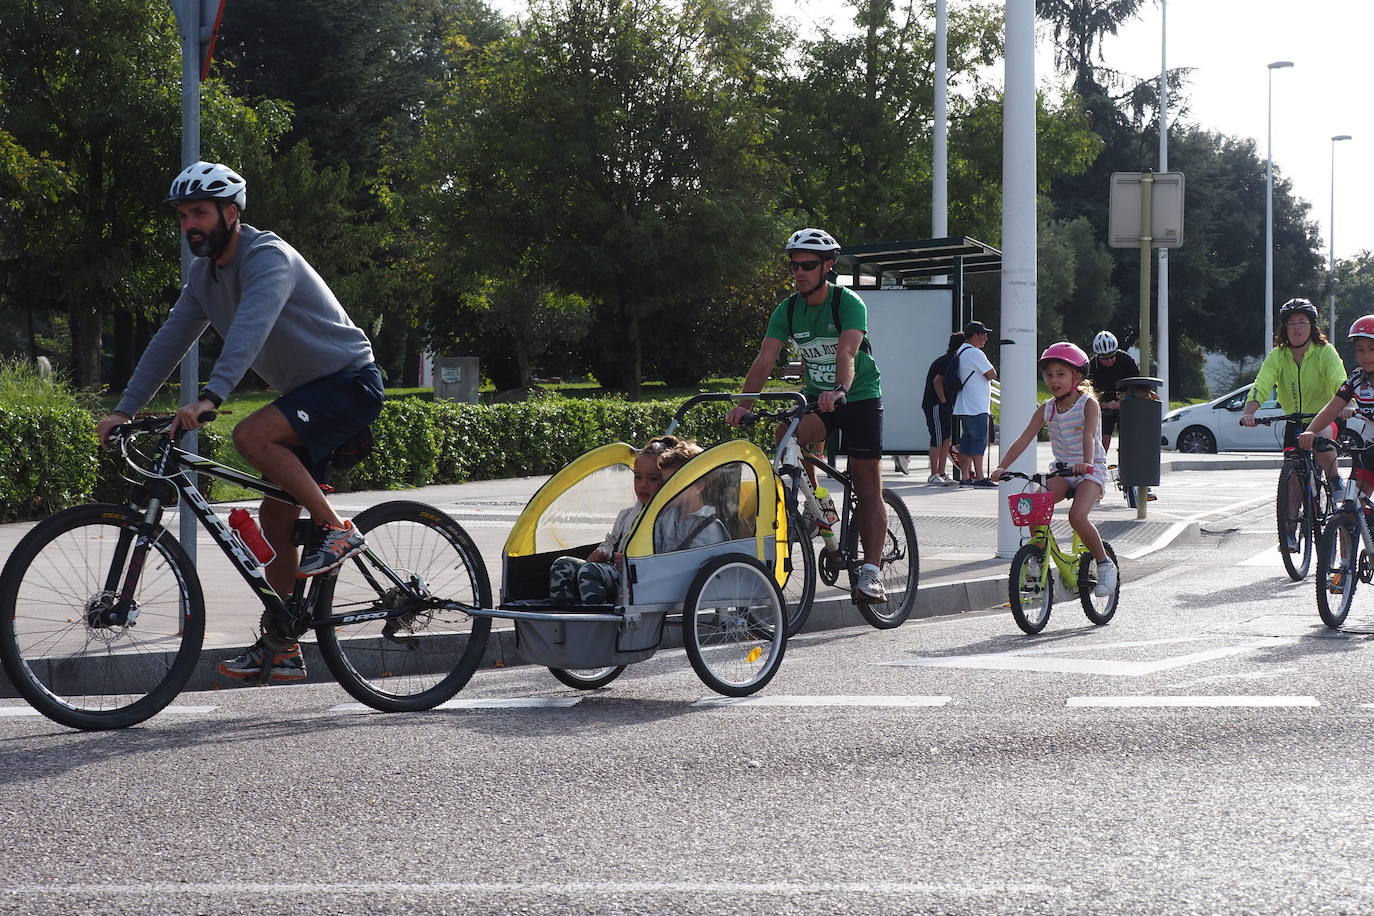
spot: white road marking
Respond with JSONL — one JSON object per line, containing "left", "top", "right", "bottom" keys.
{"left": 0, "top": 880, "right": 1056, "bottom": 897}
{"left": 331, "top": 697, "right": 581, "bottom": 712}
{"left": 1068, "top": 695, "right": 1319, "bottom": 708}
{"left": 695, "top": 695, "right": 952, "bottom": 708}
{"left": 0, "top": 705, "right": 218, "bottom": 717}
{"left": 1240, "top": 545, "right": 1281, "bottom": 566}
{"left": 0, "top": 707, "right": 39, "bottom": 717}
{"left": 882, "top": 642, "right": 1282, "bottom": 677}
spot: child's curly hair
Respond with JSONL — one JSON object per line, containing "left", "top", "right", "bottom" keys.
{"left": 641, "top": 435, "right": 703, "bottom": 475}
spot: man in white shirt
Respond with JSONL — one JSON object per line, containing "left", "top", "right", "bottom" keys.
{"left": 951, "top": 321, "right": 998, "bottom": 487}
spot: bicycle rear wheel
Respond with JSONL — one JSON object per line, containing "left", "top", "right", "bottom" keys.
{"left": 854, "top": 489, "right": 919, "bottom": 629}
{"left": 780, "top": 509, "right": 817, "bottom": 637}
{"left": 1277, "top": 462, "right": 1313, "bottom": 580}
{"left": 1316, "top": 513, "right": 1359, "bottom": 629}
{"left": 0, "top": 504, "right": 204, "bottom": 730}
{"left": 683, "top": 554, "right": 786, "bottom": 696}
{"left": 1079, "top": 542, "right": 1119, "bottom": 625}
{"left": 315, "top": 501, "right": 492, "bottom": 711}
{"left": 549, "top": 666, "right": 625, "bottom": 689}
{"left": 1009, "top": 542, "right": 1053, "bottom": 634}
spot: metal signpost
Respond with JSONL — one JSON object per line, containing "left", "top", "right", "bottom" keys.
{"left": 1108, "top": 170, "right": 1184, "bottom": 517}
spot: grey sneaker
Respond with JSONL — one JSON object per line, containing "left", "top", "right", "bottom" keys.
{"left": 298, "top": 520, "right": 365, "bottom": 576}
{"left": 1094, "top": 560, "right": 1118, "bottom": 597}
{"left": 894, "top": 455, "right": 910, "bottom": 475}
{"left": 854, "top": 563, "right": 887, "bottom": 603}
{"left": 972, "top": 477, "right": 997, "bottom": 489}
{"left": 927, "top": 473, "right": 944, "bottom": 485}
{"left": 218, "top": 640, "right": 306, "bottom": 682}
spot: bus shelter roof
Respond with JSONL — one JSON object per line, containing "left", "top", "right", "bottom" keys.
{"left": 837, "top": 236, "right": 1001, "bottom": 286}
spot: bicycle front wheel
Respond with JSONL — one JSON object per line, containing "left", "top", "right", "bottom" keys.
{"left": 315, "top": 501, "right": 492, "bottom": 712}
{"left": 683, "top": 555, "right": 786, "bottom": 697}
{"left": 854, "top": 489, "right": 919, "bottom": 629}
{"left": 1277, "top": 462, "right": 1313, "bottom": 580}
{"left": 780, "top": 510, "right": 817, "bottom": 637}
{"left": 0, "top": 503, "right": 205, "bottom": 730}
{"left": 1079, "top": 542, "right": 1119, "bottom": 625}
{"left": 1009, "top": 542, "right": 1053, "bottom": 634}
{"left": 1316, "top": 514, "right": 1359, "bottom": 629}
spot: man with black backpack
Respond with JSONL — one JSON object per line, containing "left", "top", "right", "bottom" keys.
{"left": 948, "top": 320, "right": 998, "bottom": 486}
{"left": 726, "top": 228, "right": 888, "bottom": 604}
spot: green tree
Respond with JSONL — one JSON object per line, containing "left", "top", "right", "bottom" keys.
{"left": 395, "top": 0, "right": 785, "bottom": 396}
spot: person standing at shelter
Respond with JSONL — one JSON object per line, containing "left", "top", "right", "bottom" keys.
{"left": 726, "top": 228, "right": 889, "bottom": 604}
{"left": 922, "top": 332, "right": 964, "bottom": 486}
{"left": 951, "top": 321, "right": 997, "bottom": 487}
{"left": 1087, "top": 330, "right": 1140, "bottom": 454}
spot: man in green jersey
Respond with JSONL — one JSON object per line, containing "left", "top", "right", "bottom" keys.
{"left": 726, "top": 228, "right": 887, "bottom": 603}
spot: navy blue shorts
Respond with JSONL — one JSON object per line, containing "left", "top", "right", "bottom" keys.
{"left": 274, "top": 362, "right": 384, "bottom": 481}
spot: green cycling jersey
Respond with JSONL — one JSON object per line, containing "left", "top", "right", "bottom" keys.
{"left": 1246, "top": 342, "right": 1347, "bottom": 415}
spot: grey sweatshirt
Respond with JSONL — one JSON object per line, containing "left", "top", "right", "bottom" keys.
{"left": 116, "top": 225, "right": 375, "bottom": 416}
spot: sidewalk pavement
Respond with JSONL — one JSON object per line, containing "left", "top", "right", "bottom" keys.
{"left": 0, "top": 444, "right": 1283, "bottom": 694}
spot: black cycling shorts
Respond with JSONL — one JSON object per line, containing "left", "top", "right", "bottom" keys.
{"left": 817, "top": 396, "right": 883, "bottom": 460}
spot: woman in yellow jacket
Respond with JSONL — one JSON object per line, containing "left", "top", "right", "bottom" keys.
{"left": 1242, "top": 297, "right": 1348, "bottom": 549}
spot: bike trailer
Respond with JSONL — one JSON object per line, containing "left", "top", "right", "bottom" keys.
{"left": 500, "top": 439, "right": 785, "bottom": 669}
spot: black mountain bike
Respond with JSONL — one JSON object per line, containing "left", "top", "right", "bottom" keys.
{"left": 1254, "top": 413, "right": 1334, "bottom": 580}
{"left": 0, "top": 414, "right": 492, "bottom": 730}
{"left": 735, "top": 395, "right": 919, "bottom": 635}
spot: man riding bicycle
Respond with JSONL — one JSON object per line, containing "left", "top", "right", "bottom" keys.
{"left": 1242, "top": 297, "right": 1348, "bottom": 548}
{"left": 1087, "top": 330, "right": 1139, "bottom": 454}
{"left": 95, "top": 162, "right": 384, "bottom": 681}
{"left": 726, "top": 228, "right": 887, "bottom": 604}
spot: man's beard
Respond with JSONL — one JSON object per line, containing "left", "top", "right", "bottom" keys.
{"left": 186, "top": 219, "right": 231, "bottom": 257}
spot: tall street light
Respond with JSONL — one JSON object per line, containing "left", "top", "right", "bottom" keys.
{"left": 1265, "top": 60, "right": 1294, "bottom": 355}
{"left": 1329, "top": 134, "right": 1353, "bottom": 335}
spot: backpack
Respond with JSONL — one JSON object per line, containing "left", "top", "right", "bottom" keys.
{"left": 943, "top": 343, "right": 976, "bottom": 402}
{"left": 785, "top": 286, "right": 873, "bottom": 355}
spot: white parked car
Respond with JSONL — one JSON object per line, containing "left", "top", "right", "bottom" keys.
{"left": 1160, "top": 385, "right": 1287, "bottom": 453}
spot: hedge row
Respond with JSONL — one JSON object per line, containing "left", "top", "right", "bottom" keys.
{"left": 0, "top": 394, "right": 775, "bottom": 521}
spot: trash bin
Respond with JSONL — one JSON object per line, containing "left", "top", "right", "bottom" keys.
{"left": 1117, "top": 376, "right": 1164, "bottom": 487}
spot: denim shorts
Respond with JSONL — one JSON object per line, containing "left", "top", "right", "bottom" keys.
{"left": 273, "top": 362, "right": 384, "bottom": 480}
{"left": 956, "top": 412, "right": 989, "bottom": 456}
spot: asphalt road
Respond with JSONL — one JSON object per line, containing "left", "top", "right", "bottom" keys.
{"left": 2, "top": 499, "right": 1372, "bottom": 915}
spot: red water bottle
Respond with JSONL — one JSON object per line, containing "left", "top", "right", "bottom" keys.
{"left": 228, "top": 508, "right": 277, "bottom": 565}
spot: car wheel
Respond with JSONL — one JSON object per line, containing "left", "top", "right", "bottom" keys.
{"left": 1177, "top": 426, "right": 1217, "bottom": 453}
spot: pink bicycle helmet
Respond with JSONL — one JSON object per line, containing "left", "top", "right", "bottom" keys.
{"left": 1038, "top": 341, "right": 1090, "bottom": 371}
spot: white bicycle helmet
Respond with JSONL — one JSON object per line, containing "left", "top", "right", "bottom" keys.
{"left": 785, "top": 228, "right": 840, "bottom": 255}
{"left": 167, "top": 161, "right": 247, "bottom": 210}
{"left": 1092, "top": 330, "right": 1118, "bottom": 355}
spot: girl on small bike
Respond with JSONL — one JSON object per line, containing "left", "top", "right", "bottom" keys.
{"left": 991, "top": 342, "right": 1116, "bottom": 596}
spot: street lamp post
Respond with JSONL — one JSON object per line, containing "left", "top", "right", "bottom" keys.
{"left": 1329, "top": 134, "right": 1353, "bottom": 334}
{"left": 1265, "top": 60, "right": 1294, "bottom": 355}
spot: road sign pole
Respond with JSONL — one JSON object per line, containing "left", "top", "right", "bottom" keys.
{"left": 1136, "top": 173, "right": 1153, "bottom": 519}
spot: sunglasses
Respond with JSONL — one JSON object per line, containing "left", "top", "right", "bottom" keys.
{"left": 787, "top": 259, "right": 823, "bottom": 273}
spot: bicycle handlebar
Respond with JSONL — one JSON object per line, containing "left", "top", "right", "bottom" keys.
{"left": 997, "top": 463, "right": 1078, "bottom": 485}
{"left": 110, "top": 411, "right": 218, "bottom": 441}
{"left": 667, "top": 391, "right": 807, "bottom": 432}
{"left": 1247, "top": 412, "right": 1316, "bottom": 427}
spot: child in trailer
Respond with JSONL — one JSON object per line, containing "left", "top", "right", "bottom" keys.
{"left": 991, "top": 342, "right": 1118, "bottom": 596}
{"left": 548, "top": 436, "right": 702, "bottom": 603}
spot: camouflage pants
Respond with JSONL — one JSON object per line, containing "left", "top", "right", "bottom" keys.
{"left": 548, "top": 556, "right": 619, "bottom": 603}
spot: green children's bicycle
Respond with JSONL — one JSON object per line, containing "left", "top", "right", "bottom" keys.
{"left": 1002, "top": 467, "right": 1120, "bottom": 635}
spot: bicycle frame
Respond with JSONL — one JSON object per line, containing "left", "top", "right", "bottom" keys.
{"left": 1022, "top": 524, "right": 1085, "bottom": 591}
{"left": 109, "top": 424, "right": 447, "bottom": 635}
